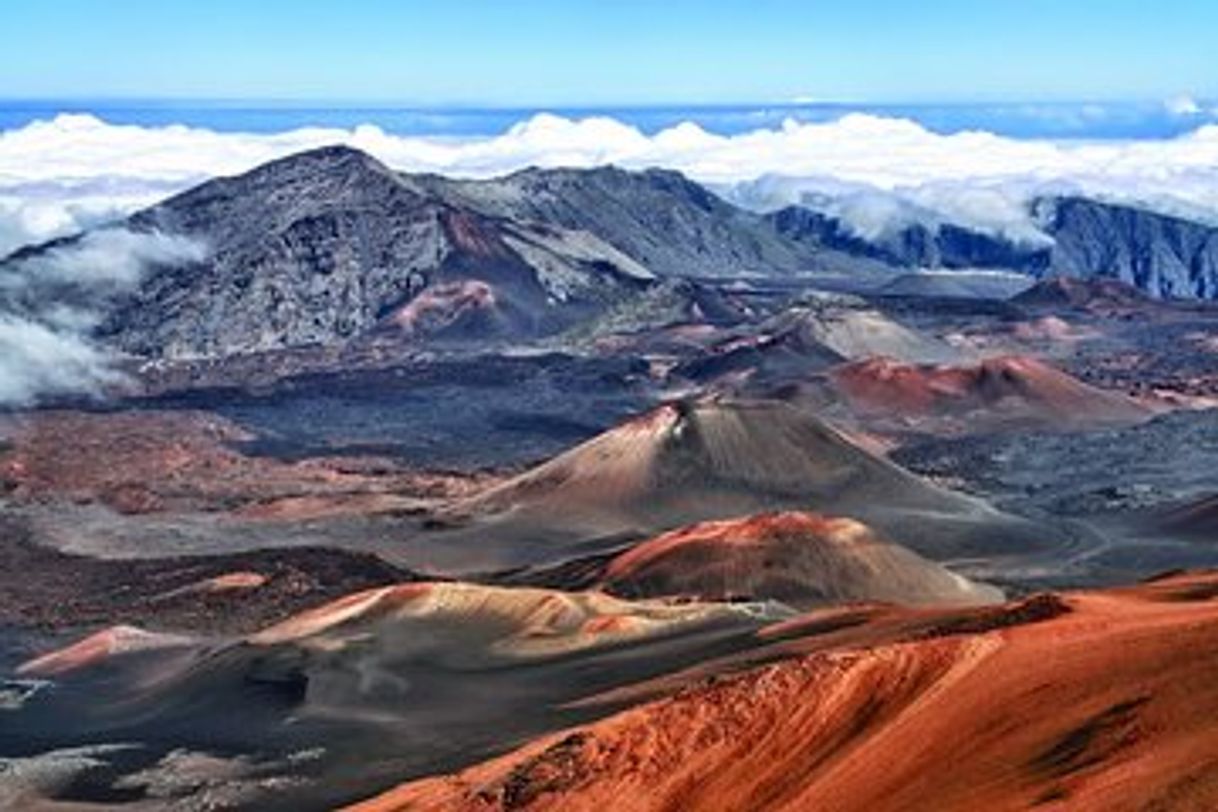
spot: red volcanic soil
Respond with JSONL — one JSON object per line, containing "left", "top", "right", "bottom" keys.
{"left": 392, "top": 280, "right": 497, "bottom": 336}
{"left": 830, "top": 355, "right": 1151, "bottom": 429}
{"left": 441, "top": 209, "right": 515, "bottom": 259}
{"left": 350, "top": 571, "right": 1218, "bottom": 812}
{"left": 600, "top": 511, "right": 1000, "bottom": 607}
{"left": 0, "top": 409, "right": 484, "bottom": 516}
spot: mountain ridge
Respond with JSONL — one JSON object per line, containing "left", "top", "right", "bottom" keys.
{"left": 6, "top": 145, "right": 1218, "bottom": 364}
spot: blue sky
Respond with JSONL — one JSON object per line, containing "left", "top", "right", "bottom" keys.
{"left": 2, "top": 0, "right": 1216, "bottom": 104}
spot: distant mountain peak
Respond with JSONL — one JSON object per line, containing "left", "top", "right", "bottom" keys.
{"left": 260, "top": 142, "right": 386, "bottom": 168}
{"left": 202, "top": 143, "right": 401, "bottom": 192}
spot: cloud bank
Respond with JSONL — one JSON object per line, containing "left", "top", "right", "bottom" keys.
{"left": 0, "top": 315, "right": 122, "bottom": 406}
{"left": 0, "top": 227, "right": 205, "bottom": 406}
{"left": 3, "top": 110, "right": 1218, "bottom": 404}
{"left": 4, "top": 112, "right": 1218, "bottom": 254}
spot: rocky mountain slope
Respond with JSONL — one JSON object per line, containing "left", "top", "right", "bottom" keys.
{"left": 86, "top": 149, "right": 894, "bottom": 359}
{"left": 424, "top": 165, "right": 815, "bottom": 279}
{"left": 1044, "top": 196, "right": 1218, "bottom": 299}
{"left": 8, "top": 146, "right": 1218, "bottom": 367}
{"left": 771, "top": 196, "right": 1218, "bottom": 300}
{"left": 102, "top": 147, "right": 664, "bottom": 357}
{"left": 67, "top": 146, "right": 917, "bottom": 360}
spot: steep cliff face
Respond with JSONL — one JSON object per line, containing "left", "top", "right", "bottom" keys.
{"left": 769, "top": 196, "right": 1218, "bottom": 300}
{"left": 1043, "top": 197, "right": 1218, "bottom": 299}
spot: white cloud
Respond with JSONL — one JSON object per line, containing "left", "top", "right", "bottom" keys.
{"left": 1165, "top": 95, "right": 1203, "bottom": 116}
{"left": 0, "top": 186, "right": 177, "bottom": 258}
{"left": 3, "top": 110, "right": 1218, "bottom": 402}
{"left": 4, "top": 112, "right": 1218, "bottom": 254}
{"left": 8, "top": 227, "right": 207, "bottom": 289}
{"left": 0, "top": 227, "right": 206, "bottom": 406}
{"left": 723, "top": 174, "right": 1064, "bottom": 244}
{"left": 0, "top": 315, "right": 123, "bottom": 406}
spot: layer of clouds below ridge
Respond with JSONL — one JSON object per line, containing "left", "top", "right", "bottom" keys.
{"left": 3, "top": 110, "right": 1218, "bottom": 405}
{"left": 4, "top": 112, "right": 1218, "bottom": 256}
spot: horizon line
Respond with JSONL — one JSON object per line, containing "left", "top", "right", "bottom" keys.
{"left": 0, "top": 95, "right": 1208, "bottom": 110}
